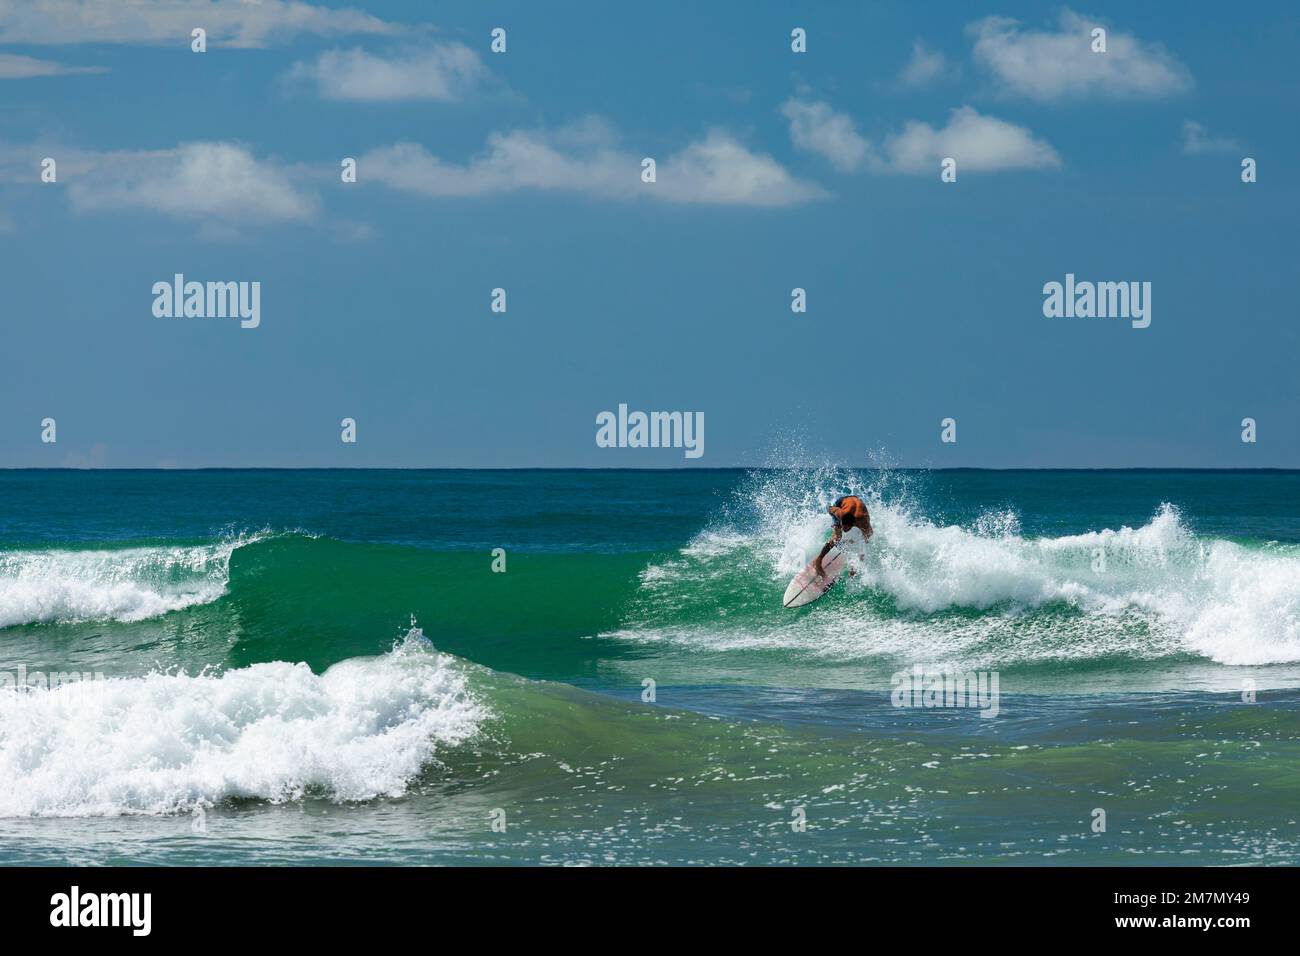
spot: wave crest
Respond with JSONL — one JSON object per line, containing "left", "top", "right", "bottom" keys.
{"left": 0, "top": 630, "right": 484, "bottom": 817}
{"left": 625, "top": 468, "right": 1300, "bottom": 667}
{"left": 0, "top": 534, "right": 265, "bottom": 627}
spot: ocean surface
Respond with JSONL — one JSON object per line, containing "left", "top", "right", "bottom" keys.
{"left": 1, "top": 468, "right": 1297, "bottom": 865}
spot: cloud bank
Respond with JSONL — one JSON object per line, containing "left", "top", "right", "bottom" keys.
{"left": 67, "top": 142, "right": 319, "bottom": 225}
{"left": 361, "top": 120, "right": 826, "bottom": 207}
{"left": 0, "top": 0, "right": 395, "bottom": 47}
{"left": 287, "top": 44, "right": 486, "bottom": 102}
{"left": 782, "top": 99, "right": 1060, "bottom": 175}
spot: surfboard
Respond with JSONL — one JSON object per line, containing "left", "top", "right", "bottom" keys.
{"left": 782, "top": 528, "right": 863, "bottom": 608}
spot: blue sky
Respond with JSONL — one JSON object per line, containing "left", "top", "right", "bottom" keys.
{"left": 0, "top": 0, "right": 1296, "bottom": 468}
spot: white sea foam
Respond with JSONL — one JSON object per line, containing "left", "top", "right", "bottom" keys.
{"left": 0, "top": 536, "right": 261, "bottom": 627}
{"left": 0, "top": 631, "right": 484, "bottom": 817}
{"left": 627, "top": 467, "right": 1300, "bottom": 666}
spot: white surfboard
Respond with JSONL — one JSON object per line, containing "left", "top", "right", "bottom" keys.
{"left": 782, "top": 528, "right": 863, "bottom": 609}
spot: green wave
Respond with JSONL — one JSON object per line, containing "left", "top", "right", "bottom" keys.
{"left": 215, "top": 534, "right": 653, "bottom": 676}
{"left": 7, "top": 512, "right": 1300, "bottom": 688}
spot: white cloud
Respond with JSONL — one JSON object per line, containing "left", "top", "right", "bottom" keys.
{"left": 359, "top": 127, "right": 630, "bottom": 199}
{"left": 0, "top": 53, "right": 105, "bottom": 78}
{"left": 663, "top": 133, "right": 827, "bottom": 206}
{"left": 1182, "top": 120, "right": 1240, "bottom": 155}
{"left": 780, "top": 98, "right": 869, "bottom": 171}
{"left": 0, "top": 0, "right": 395, "bottom": 47}
{"left": 899, "top": 41, "right": 947, "bottom": 88}
{"left": 780, "top": 98, "right": 1059, "bottom": 176}
{"left": 67, "top": 142, "right": 318, "bottom": 225}
{"left": 968, "top": 10, "right": 1192, "bottom": 101}
{"left": 877, "top": 106, "right": 1061, "bottom": 174}
{"left": 361, "top": 121, "right": 826, "bottom": 207}
{"left": 287, "top": 44, "right": 485, "bottom": 102}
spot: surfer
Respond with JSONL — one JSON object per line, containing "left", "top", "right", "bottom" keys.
{"left": 813, "top": 495, "right": 873, "bottom": 579}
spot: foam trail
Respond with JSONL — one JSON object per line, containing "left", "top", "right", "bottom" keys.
{"left": 0, "top": 536, "right": 260, "bottom": 627}
{"left": 0, "top": 630, "right": 484, "bottom": 817}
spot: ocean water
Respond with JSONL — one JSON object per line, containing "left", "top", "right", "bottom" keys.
{"left": 0, "top": 468, "right": 1297, "bottom": 865}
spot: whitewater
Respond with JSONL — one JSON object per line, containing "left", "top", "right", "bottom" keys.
{"left": 617, "top": 470, "right": 1300, "bottom": 669}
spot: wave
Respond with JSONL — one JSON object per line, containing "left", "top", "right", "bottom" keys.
{"left": 6, "top": 468, "right": 1297, "bottom": 688}
{"left": 0, "top": 534, "right": 271, "bottom": 628}
{"left": 615, "top": 467, "right": 1300, "bottom": 667}
{"left": 0, "top": 629, "right": 484, "bottom": 817}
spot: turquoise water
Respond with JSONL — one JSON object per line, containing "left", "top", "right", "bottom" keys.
{"left": 1, "top": 468, "right": 1297, "bottom": 864}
